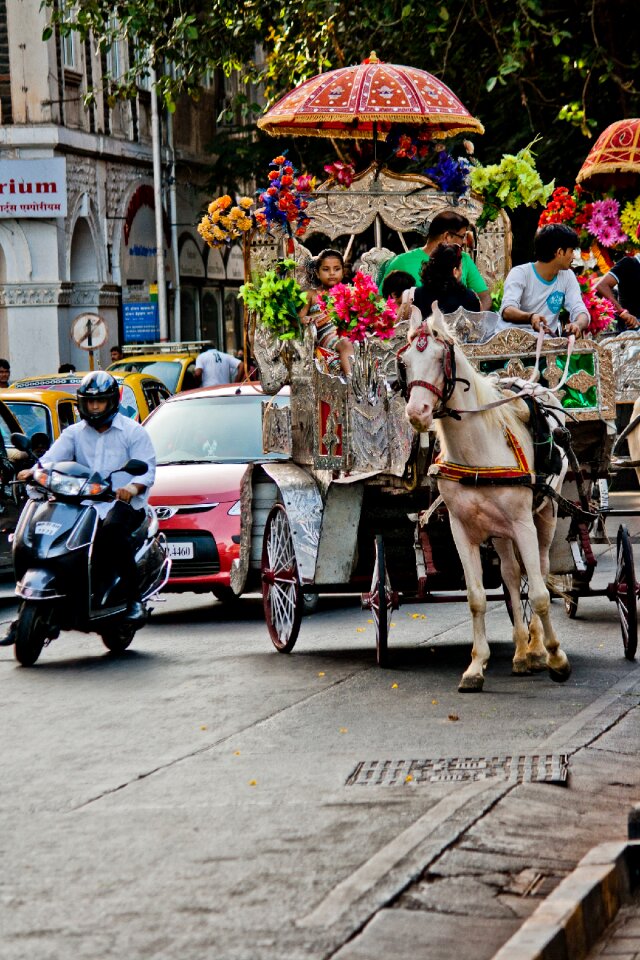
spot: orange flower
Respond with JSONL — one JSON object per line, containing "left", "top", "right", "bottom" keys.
{"left": 272, "top": 155, "right": 286, "bottom": 165}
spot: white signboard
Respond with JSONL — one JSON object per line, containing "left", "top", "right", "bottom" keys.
{"left": 179, "top": 237, "right": 205, "bottom": 278}
{"left": 0, "top": 158, "right": 67, "bottom": 218}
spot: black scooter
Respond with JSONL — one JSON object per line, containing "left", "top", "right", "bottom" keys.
{"left": 10, "top": 434, "right": 170, "bottom": 665}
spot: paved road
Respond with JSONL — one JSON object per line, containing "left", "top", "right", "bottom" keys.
{"left": 1, "top": 497, "right": 640, "bottom": 959}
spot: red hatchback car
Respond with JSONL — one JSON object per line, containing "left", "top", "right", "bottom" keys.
{"left": 144, "top": 384, "right": 289, "bottom": 600}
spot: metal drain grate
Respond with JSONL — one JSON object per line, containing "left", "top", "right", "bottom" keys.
{"left": 345, "top": 755, "right": 569, "bottom": 787}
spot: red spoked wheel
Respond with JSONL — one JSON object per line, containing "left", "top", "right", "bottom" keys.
{"left": 361, "top": 535, "right": 398, "bottom": 667}
{"left": 262, "top": 504, "right": 303, "bottom": 654}
{"left": 610, "top": 525, "right": 638, "bottom": 661}
{"left": 503, "top": 576, "right": 531, "bottom": 626}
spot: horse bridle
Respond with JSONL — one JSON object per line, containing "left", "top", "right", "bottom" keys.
{"left": 396, "top": 323, "right": 468, "bottom": 418}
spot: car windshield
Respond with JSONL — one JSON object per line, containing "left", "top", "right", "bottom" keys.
{"left": 5, "top": 402, "right": 52, "bottom": 440}
{"left": 145, "top": 394, "right": 290, "bottom": 464}
{"left": 110, "top": 360, "right": 182, "bottom": 393}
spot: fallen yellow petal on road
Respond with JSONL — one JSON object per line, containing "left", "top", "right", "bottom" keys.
{"left": 391, "top": 683, "right": 398, "bottom": 689}
{"left": 248, "top": 779, "right": 257, "bottom": 786}
{"left": 339, "top": 727, "right": 348, "bottom": 734}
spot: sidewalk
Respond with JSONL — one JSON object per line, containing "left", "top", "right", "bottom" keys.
{"left": 491, "top": 841, "right": 640, "bottom": 960}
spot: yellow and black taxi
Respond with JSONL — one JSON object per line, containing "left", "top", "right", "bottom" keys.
{"left": 0, "top": 388, "right": 79, "bottom": 444}
{"left": 108, "top": 352, "right": 199, "bottom": 393}
{"left": 10, "top": 371, "right": 171, "bottom": 422}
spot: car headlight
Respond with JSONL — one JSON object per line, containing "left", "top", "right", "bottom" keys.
{"left": 227, "top": 500, "right": 241, "bottom": 516}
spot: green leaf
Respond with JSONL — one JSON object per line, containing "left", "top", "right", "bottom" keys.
{"left": 42, "top": 26, "right": 53, "bottom": 41}
{"left": 486, "top": 76, "right": 497, "bottom": 92}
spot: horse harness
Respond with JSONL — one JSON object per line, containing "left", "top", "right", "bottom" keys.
{"left": 396, "top": 324, "right": 466, "bottom": 418}
{"left": 397, "top": 323, "right": 596, "bottom": 523}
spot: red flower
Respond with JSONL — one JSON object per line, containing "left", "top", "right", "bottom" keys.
{"left": 268, "top": 170, "right": 279, "bottom": 181}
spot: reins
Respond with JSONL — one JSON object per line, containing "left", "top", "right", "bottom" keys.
{"left": 398, "top": 324, "right": 577, "bottom": 419}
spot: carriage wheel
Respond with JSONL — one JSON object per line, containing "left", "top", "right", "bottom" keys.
{"left": 503, "top": 576, "right": 531, "bottom": 626}
{"left": 370, "top": 535, "right": 397, "bottom": 667}
{"left": 564, "top": 592, "right": 579, "bottom": 619}
{"left": 614, "top": 525, "right": 638, "bottom": 661}
{"left": 261, "top": 504, "right": 303, "bottom": 654}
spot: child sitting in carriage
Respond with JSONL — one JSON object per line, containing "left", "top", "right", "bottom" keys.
{"left": 298, "top": 248, "right": 355, "bottom": 378}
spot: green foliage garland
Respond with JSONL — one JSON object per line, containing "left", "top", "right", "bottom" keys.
{"left": 238, "top": 260, "right": 306, "bottom": 342}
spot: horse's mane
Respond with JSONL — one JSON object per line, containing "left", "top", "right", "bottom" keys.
{"left": 428, "top": 312, "right": 529, "bottom": 442}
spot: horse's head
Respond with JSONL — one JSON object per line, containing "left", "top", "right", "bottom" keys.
{"left": 399, "top": 304, "right": 457, "bottom": 432}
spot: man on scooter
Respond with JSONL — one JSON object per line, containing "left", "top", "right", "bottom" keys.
{"left": 14, "top": 371, "right": 156, "bottom": 624}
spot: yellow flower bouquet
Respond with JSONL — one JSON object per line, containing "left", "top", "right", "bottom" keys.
{"left": 198, "top": 195, "right": 254, "bottom": 248}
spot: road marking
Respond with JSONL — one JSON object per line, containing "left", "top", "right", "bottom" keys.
{"left": 298, "top": 778, "right": 495, "bottom": 928}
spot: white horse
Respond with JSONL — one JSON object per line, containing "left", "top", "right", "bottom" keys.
{"left": 401, "top": 307, "right": 572, "bottom": 692}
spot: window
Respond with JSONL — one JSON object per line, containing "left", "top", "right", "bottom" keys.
{"left": 105, "top": 18, "right": 123, "bottom": 80}
{"left": 58, "top": 402, "right": 77, "bottom": 431}
{"left": 142, "top": 380, "right": 171, "bottom": 412}
{"left": 60, "top": 2, "right": 77, "bottom": 69}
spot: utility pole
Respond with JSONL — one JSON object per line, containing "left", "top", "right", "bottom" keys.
{"left": 166, "top": 104, "right": 181, "bottom": 342}
{"left": 150, "top": 63, "right": 169, "bottom": 340}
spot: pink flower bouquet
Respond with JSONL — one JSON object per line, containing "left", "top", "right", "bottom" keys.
{"left": 578, "top": 272, "right": 615, "bottom": 335}
{"left": 317, "top": 272, "right": 397, "bottom": 343}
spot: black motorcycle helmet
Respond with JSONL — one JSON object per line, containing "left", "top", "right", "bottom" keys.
{"left": 76, "top": 371, "right": 120, "bottom": 429}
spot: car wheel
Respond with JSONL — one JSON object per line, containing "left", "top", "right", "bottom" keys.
{"left": 212, "top": 586, "right": 240, "bottom": 604}
{"left": 302, "top": 592, "right": 318, "bottom": 616}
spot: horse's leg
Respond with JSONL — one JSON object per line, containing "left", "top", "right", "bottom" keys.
{"left": 493, "top": 539, "right": 530, "bottom": 675}
{"left": 527, "top": 500, "right": 559, "bottom": 671}
{"left": 513, "top": 518, "right": 571, "bottom": 683}
{"left": 449, "top": 516, "right": 490, "bottom": 692}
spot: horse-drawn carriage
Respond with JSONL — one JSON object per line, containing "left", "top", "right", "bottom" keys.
{"left": 238, "top": 163, "right": 639, "bottom": 691}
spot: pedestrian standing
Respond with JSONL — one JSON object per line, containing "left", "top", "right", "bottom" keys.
{"left": 193, "top": 344, "right": 242, "bottom": 387}
{"left": 0, "top": 359, "right": 11, "bottom": 387}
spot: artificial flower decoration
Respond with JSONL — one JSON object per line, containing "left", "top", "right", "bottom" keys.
{"left": 424, "top": 149, "right": 471, "bottom": 196}
{"left": 538, "top": 186, "right": 577, "bottom": 226}
{"left": 586, "top": 198, "right": 627, "bottom": 248}
{"left": 323, "top": 161, "right": 356, "bottom": 189}
{"left": 255, "top": 155, "right": 314, "bottom": 238}
{"left": 578, "top": 271, "right": 616, "bottom": 335}
{"left": 469, "top": 141, "right": 554, "bottom": 229}
{"left": 198, "top": 195, "right": 254, "bottom": 248}
{"left": 620, "top": 197, "right": 640, "bottom": 246}
{"left": 316, "top": 271, "right": 397, "bottom": 344}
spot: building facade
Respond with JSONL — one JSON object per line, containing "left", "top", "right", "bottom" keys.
{"left": 0, "top": 0, "right": 249, "bottom": 377}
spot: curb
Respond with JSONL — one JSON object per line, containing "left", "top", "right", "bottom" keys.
{"left": 492, "top": 840, "right": 640, "bottom": 960}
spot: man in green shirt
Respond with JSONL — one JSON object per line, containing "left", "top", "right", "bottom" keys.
{"left": 378, "top": 210, "right": 491, "bottom": 310}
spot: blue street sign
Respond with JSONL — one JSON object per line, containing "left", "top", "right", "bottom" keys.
{"left": 122, "top": 302, "right": 160, "bottom": 343}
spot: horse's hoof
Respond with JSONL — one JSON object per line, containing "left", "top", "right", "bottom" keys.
{"left": 458, "top": 675, "right": 484, "bottom": 692}
{"left": 511, "top": 659, "right": 530, "bottom": 676}
{"left": 527, "top": 652, "right": 548, "bottom": 672}
{"left": 549, "top": 662, "right": 572, "bottom": 683}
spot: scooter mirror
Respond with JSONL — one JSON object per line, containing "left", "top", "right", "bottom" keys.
{"left": 122, "top": 458, "right": 148, "bottom": 476}
{"left": 11, "top": 432, "right": 31, "bottom": 453}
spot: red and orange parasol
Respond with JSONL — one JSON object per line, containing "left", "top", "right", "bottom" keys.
{"left": 257, "top": 53, "right": 484, "bottom": 141}
{"left": 576, "top": 118, "right": 640, "bottom": 190}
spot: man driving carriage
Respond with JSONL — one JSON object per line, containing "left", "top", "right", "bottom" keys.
{"left": 501, "top": 224, "right": 590, "bottom": 338}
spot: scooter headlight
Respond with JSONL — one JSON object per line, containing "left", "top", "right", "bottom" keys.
{"left": 32, "top": 466, "right": 50, "bottom": 488}
{"left": 47, "top": 471, "right": 109, "bottom": 497}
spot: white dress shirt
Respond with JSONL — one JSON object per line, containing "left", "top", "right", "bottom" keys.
{"left": 40, "top": 413, "right": 156, "bottom": 518}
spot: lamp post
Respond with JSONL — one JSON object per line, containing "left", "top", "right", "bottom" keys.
{"left": 150, "top": 63, "right": 169, "bottom": 341}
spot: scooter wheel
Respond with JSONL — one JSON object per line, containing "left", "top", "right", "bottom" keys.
{"left": 14, "top": 602, "right": 49, "bottom": 667}
{"left": 100, "top": 623, "right": 136, "bottom": 654}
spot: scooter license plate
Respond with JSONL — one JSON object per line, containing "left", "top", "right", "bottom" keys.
{"left": 168, "top": 541, "right": 194, "bottom": 560}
